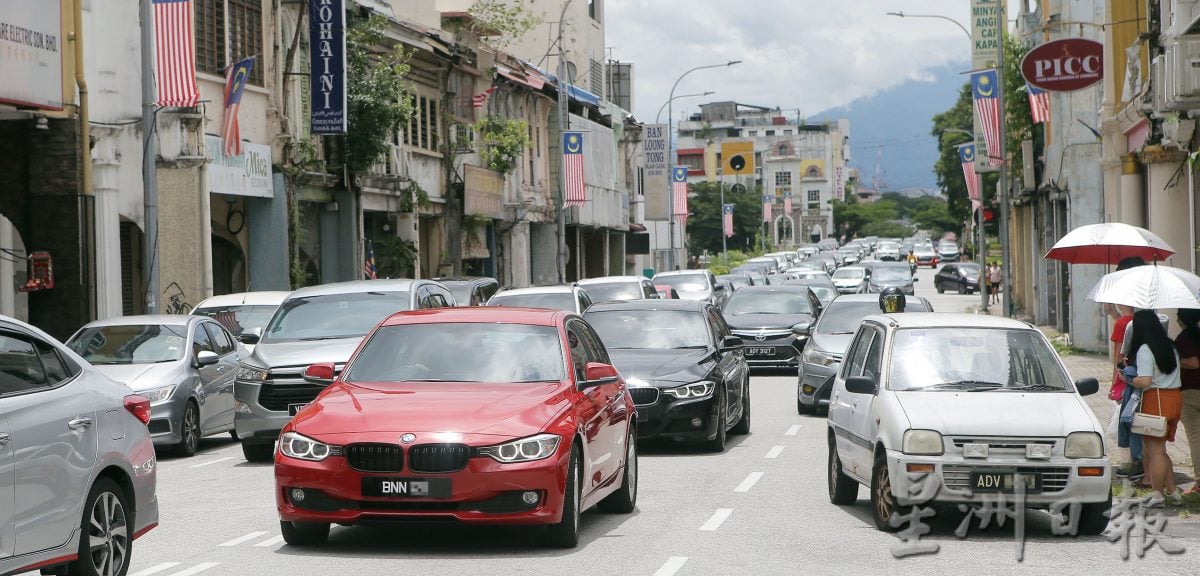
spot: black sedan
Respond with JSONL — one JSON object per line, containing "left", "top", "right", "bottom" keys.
{"left": 721, "top": 286, "right": 820, "bottom": 369}
{"left": 586, "top": 300, "right": 750, "bottom": 452}
{"left": 934, "top": 262, "right": 982, "bottom": 294}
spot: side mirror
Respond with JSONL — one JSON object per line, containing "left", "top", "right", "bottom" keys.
{"left": 845, "top": 376, "right": 878, "bottom": 395}
{"left": 239, "top": 327, "right": 262, "bottom": 345}
{"left": 583, "top": 362, "right": 620, "bottom": 387}
{"left": 1074, "top": 377, "right": 1100, "bottom": 396}
{"left": 720, "top": 335, "right": 744, "bottom": 351}
{"left": 713, "top": 283, "right": 726, "bottom": 292}
{"left": 791, "top": 322, "right": 811, "bottom": 337}
{"left": 912, "top": 278, "right": 920, "bottom": 282}
{"left": 303, "top": 363, "right": 336, "bottom": 385}
{"left": 196, "top": 350, "right": 220, "bottom": 367}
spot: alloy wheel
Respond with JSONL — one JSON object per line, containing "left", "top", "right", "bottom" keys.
{"left": 874, "top": 463, "right": 894, "bottom": 524}
{"left": 571, "top": 458, "right": 581, "bottom": 533}
{"left": 183, "top": 404, "right": 200, "bottom": 454}
{"left": 89, "top": 491, "right": 129, "bottom": 576}
{"left": 626, "top": 438, "right": 637, "bottom": 504}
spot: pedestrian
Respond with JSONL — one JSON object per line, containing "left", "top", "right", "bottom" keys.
{"left": 1124, "top": 309, "right": 1185, "bottom": 506}
{"left": 1173, "top": 308, "right": 1200, "bottom": 495}
{"left": 1111, "top": 304, "right": 1143, "bottom": 481}
{"left": 988, "top": 262, "right": 1002, "bottom": 305}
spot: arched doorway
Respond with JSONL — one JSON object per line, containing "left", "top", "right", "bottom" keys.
{"left": 211, "top": 235, "right": 247, "bottom": 296}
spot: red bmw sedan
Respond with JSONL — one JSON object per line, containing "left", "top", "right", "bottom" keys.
{"left": 274, "top": 307, "right": 637, "bottom": 548}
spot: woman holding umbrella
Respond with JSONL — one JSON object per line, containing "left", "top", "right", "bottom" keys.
{"left": 1124, "top": 310, "right": 1185, "bottom": 506}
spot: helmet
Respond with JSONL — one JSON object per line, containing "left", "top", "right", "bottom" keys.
{"left": 879, "top": 287, "right": 906, "bottom": 313}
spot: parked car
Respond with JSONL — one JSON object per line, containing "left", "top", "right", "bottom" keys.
{"left": 586, "top": 300, "right": 749, "bottom": 451}
{"left": 0, "top": 315, "right": 158, "bottom": 576}
{"left": 722, "top": 285, "right": 821, "bottom": 369}
{"left": 831, "top": 265, "right": 870, "bottom": 294}
{"left": 435, "top": 276, "right": 500, "bottom": 306}
{"left": 783, "top": 277, "right": 838, "bottom": 308}
{"left": 69, "top": 315, "right": 243, "bottom": 456}
{"left": 578, "top": 276, "right": 659, "bottom": 303}
{"left": 826, "top": 314, "right": 1111, "bottom": 534}
{"left": 488, "top": 284, "right": 594, "bottom": 313}
{"left": 275, "top": 307, "right": 636, "bottom": 548}
{"left": 716, "top": 273, "right": 754, "bottom": 291}
{"left": 191, "top": 290, "right": 290, "bottom": 351}
{"left": 866, "top": 262, "right": 917, "bottom": 295}
{"left": 936, "top": 241, "right": 961, "bottom": 263}
{"left": 797, "top": 294, "right": 932, "bottom": 414}
{"left": 934, "top": 262, "right": 982, "bottom": 294}
{"left": 745, "top": 256, "right": 781, "bottom": 274}
{"left": 234, "top": 279, "right": 455, "bottom": 462}
{"left": 654, "top": 285, "right": 680, "bottom": 299}
{"left": 912, "top": 244, "right": 939, "bottom": 268}
{"left": 731, "top": 266, "right": 770, "bottom": 286}
{"left": 652, "top": 270, "right": 724, "bottom": 306}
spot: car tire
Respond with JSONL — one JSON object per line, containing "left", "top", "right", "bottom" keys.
{"left": 1076, "top": 497, "right": 1112, "bottom": 536}
{"left": 545, "top": 446, "right": 582, "bottom": 548}
{"left": 936, "top": 283, "right": 945, "bottom": 294}
{"left": 705, "top": 399, "right": 727, "bottom": 453}
{"left": 797, "top": 393, "right": 810, "bottom": 415}
{"left": 731, "top": 381, "right": 751, "bottom": 435}
{"left": 280, "top": 520, "right": 330, "bottom": 546}
{"left": 68, "top": 478, "right": 132, "bottom": 576}
{"left": 174, "top": 401, "right": 201, "bottom": 458}
{"left": 827, "top": 434, "right": 858, "bottom": 505}
{"left": 870, "top": 452, "right": 908, "bottom": 532}
{"left": 598, "top": 431, "right": 637, "bottom": 514}
{"left": 241, "top": 441, "right": 274, "bottom": 463}
{"left": 230, "top": 430, "right": 239, "bottom": 440}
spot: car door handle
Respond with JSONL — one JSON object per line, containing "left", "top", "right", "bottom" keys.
{"left": 68, "top": 417, "right": 94, "bottom": 431}
{"left": 0, "top": 433, "right": 9, "bottom": 446}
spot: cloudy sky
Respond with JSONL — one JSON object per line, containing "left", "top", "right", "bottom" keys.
{"left": 605, "top": 0, "right": 1023, "bottom": 123}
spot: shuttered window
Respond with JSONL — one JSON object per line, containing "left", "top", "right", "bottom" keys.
{"left": 228, "top": 0, "right": 264, "bottom": 85}
{"left": 194, "top": 0, "right": 226, "bottom": 76}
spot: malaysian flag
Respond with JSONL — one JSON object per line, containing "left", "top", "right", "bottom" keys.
{"left": 562, "top": 132, "right": 586, "bottom": 207}
{"left": 762, "top": 194, "right": 773, "bottom": 223}
{"left": 472, "top": 86, "right": 497, "bottom": 108}
{"left": 958, "top": 143, "right": 982, "bottom": 209}
{"left": 364, "top": 241, "right": 378, "bottom": 280}
{"left": 222, "top": 57, "right": 255, "bottom": 157}
{"left": 1027, "top": 83, "right": 1050, "bottom": 124}
{"left": 723, "top": 204, "right": 735, "bottom": 238}
{"left": 153, "top": 0, "right": 200, "bottom": 107}
{"left": 971, "top": 69, "right": 1003, "bottom": 167}
{"left": 783, "top": 191, "right": 793, "bottom": 214}
{"left": 672, "top": 166, "right": 689, "bottom": 224}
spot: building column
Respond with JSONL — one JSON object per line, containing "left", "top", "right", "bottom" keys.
{"left": 91, "top": 136, "right": 123, "bottom": 319}
{"left": 1143, "top": 147, "right": 1190, "bottom": 268}
{"left": 1120, "top": 155, "right": 1145, "bottom": 227}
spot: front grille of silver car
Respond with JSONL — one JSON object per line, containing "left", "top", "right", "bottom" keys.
{"left": 942, "top": 465, "right": 1071, "bottom": 493}
{"left": 951, "top": 437, "right": 1057, "bottom": 454}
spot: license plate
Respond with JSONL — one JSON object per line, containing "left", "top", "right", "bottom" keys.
{"left": 748, "top": 347, "right": 774, "bottom": 356}
{"left": 362, "top": 477, "right": 452, "bottom": 498}
{"left": 970, "top": 471, "right": 1040, "bottom": 493}
{"left": 288, "top": 403, "right": 308, "bottom": 416}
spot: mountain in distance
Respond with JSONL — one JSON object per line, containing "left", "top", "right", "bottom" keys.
{"left": 810, "top": 63, "right": 968, "bottom": 192}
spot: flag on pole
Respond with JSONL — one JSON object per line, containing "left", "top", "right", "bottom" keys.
{"left": 783, "top": 191, "right": 793, "bottom": 214}
{"left": 672, "top": 166, "right": 689, "bottom": 224}
{"left": 364, "top": 241, "right": 378, "bottom": 280}
{"left": 222, "top": 57, "right": 255, "bottom": 157}
{"left": 723, "top": 204, "right": 735, "bottom": 238}
{"left": 562, "top": 132, "right": 586, "bottom": 207}
{"left": 762, "top": 194, "right": 773, "bottom": 223}
{"left": 1026, "top": 83, "right": 1050, "bottom": 124}
{"left": 970, "top": 69, "right": 1003, "bottom": 167}
{"left": 958, "top": 143, "right": 982, "bottom": 209}
{"left": 472, "top": 85, "right": 497, "bottom": 108}
{"left": 152, "top": 0, "right": 200, "bottom": 108}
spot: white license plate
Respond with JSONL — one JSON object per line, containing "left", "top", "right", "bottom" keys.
{"left": 288, "top": 403, "right": 308, "bottom": 416}
{"left": 748, "top": 347, "right": 774, "bottom": 356}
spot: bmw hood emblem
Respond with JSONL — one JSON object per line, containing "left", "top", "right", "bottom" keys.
{"left": 400, "top": 433, "right": 416, "bottom": 444}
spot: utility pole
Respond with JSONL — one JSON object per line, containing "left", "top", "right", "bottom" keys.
{"left": 997, "top": 1, "right": 1012, "bottom": 318}
{"left": 554, "top": 0, "right": 574, "bottom": 283}
{"left": 141, "top": 0, "right": 160, "bottom": 313}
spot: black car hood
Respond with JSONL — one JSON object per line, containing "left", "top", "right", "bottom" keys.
{"left": 724, "top": 313, "right": 815, "bottom": 330}
{"left": 606, "top": 348, "right": 713, "bottom": 385}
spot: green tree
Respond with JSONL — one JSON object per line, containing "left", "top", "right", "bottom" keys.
{"left": 342, "top": 15, "right": 412, "bottom": 178}
{"left": 686, "top": 181, "right": 767, "bottom": 256}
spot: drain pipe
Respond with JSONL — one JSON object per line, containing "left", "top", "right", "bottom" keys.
{"left": 72, "top": 0, "right": 92, "bottom": 197}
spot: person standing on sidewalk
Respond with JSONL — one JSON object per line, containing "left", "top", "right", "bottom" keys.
{"left": 1111, "top": 304, "right": 1143, "bottom": 480}
{"left": 1125, "top": 309, "right": 1185, "bottom": 506}
{"left": 1174, "top": 308, "right": 1200, "bottom": 495}
{"left": 988, "top": 262, "right": 1002, "bottom": 305}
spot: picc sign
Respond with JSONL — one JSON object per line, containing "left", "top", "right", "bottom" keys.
{"left": 1020, "top": 38, "right": 1103, "bottom": 93}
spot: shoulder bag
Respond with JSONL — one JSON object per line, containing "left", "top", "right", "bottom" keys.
{"left": 1130, "top": 365, "right": 1168, "bottom": 438}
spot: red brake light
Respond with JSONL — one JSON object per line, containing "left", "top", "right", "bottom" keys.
{"left": 124, "top": 395, "right": 152, "bottom": 425}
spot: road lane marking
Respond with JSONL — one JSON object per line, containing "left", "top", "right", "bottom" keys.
{"left": 785, "top": 424, "right": 802, "bottom": 436}
{"left": 652, "top": 557, "right": 689, "bottom": 576}
{"left": 699, "top": 508, "right": 733, "bottom": 531}
{"left": 253, "top": 535, "right": 285, "bottom": 547}
{"left": 218, "top": 530, "right": 269, "bottom": 546}
{"left": 765, "top": 445, "right": 785, "bottom": 459}
{"left": 166, "top": 563, "right": 221, "bottom": 576}
{"left": 734, "top": 472, "right": 764, "bottom": 493}
{"left": 129, "top": 563, "right": 181, "bottom": 576}
{"left": 190, "top": 456, "right": 234, "bottom": 468}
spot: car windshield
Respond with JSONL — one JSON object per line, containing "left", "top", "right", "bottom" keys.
{"left": 720, "top": 276, "right": 751, "bottom": 289}
{"left": 816, "top": 300, "right": 925, "bottom": 335}
{"left": 193, "top": 305, "right": 277, "bottom": 337}
{"left": 872, "top": 267, "right": 911, "bottom": 283}
{"left": 723, "top": 291, "right": 812, "bottom": 315}
{"left": 654, "top": 274, "right": 710, "bottom": 294}
{"left": 958, "top": 264, "right": 981, "bottom": 275}
{"left": 68, "top": 324, "right": 187, "bottom": 365}
{"left": 833, "top": 268, "right": 864, "bottom": 280}
{"left": 889, "top": 328, "right": 1071, "bottom": 392}
{"left": 443, "top": 283, "right": 474, "bottom": 304}
{"left": 263, "top": 292, "right": 411, "bottom": 343}
{"left": 345, "top": 323, "right": 566, "bottom": 383}
{"left": 807, "top": 285, "right": 837, "bottom": 303}
{"left": 586, "top": 310, "right": 711, "bottom": 349}
{"left": 488, "top": 292, "right": 576, "bottom": 311}
{"left": 581, "top": 282, "right": 642, "bottom": 303}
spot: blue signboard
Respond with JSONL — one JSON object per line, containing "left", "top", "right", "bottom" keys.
{"left": 310, "top": 0, "right": 347, "bottom": 135}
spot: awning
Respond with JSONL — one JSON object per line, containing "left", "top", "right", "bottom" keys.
{"left": 627, "top": 223, "right": 647, "bottom": 232}
{"left": 496, "top": 65, "right": 545, "bottom": 91}
{"left": 518, "top": 60, "right": 600, "bottom": 107}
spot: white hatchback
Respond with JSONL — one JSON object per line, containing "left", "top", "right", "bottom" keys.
{"left": 825, "top": 314, "right": 1111, "bottom": 535}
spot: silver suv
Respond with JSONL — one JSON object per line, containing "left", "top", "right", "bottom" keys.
{"left": 0, "top": 315, "right": 158, "bottom": 576}
{"left": 234, "top": 279, "right": 455, "bottom": 461}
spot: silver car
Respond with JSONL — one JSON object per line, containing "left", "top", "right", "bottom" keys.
{"left": 68, "top": 315, "right": 243, "bottom": 457}
{"left": 0, "top": 315, "right": 158, "bottom": 576}
{"left": 191, "top": 290, "right": 290, "bottom": 352}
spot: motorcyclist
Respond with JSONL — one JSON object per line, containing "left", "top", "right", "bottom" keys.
{"left": 879, "top": 286, "right": 906, "bottom": 313}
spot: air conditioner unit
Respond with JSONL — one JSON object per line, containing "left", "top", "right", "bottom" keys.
{"left": 1174, "top": 0, "right": 1200, "bottom": 36}
{"left": 1149, "top": 55, "right": 1168, "bottom": 113}
{"left": 1164, "top": 36, "right": 1200, "bottom": 109}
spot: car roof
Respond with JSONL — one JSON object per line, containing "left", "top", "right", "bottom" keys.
{"left": 83, "top": 314, "right": 197, "bottom": 328}
{"left": 653, "top": 270, "right": 709, "bottom": 278}
{"left": 577, "top": 276, "right": 645, "bottom": 285}
{"left": 287, "top": 279, "right": 423, "bottom": 299}
{"left": 192, "top": 291, "right": 290, "bottom": 309}
{"left": 435, "top": 277, "right": 498, "bottom": 286}
{"left": 786, "top": 277, "right": 835, "bottom": 286}
{"left": 380, "top": 307, "right": 566, "bottom": 327}
{"left": 493, "top": 285, "right": 575, "bottom": 296}
{"left": 729, "top": 285, "right": 811, "bottom": 294}
{"left": 862, "top": 312, "right": 1031, "bottom": 330}
{"left": 586, "top": 299, "right": 708, "bottom": 313}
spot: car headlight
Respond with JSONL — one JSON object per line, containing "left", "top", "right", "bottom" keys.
{"left": 479, "top": 433, "right": 561, "bottom": 463}
{"left": 142, "top": 385, "right": 177, "bottom": 404}
{"left": 804, "top": 347, "right": 835, "bottom": 366}
{"left": 278, "top": 431, "right": 333, "bottom": 462}
{"left": 663, "top": 381, "right": 715, "bottom": 399}
{"left": 1065, "top": 431, "right": 1104, "bottom": 459}
{"left": 902, "top": 429, "right": 944, "bottom": 455}
{"left": 237, "top": 363, "right": 268, "bottom": 382}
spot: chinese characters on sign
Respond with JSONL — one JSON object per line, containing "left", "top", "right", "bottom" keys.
{"left": 310, "top": 0, "right": 348, "bottom": 135}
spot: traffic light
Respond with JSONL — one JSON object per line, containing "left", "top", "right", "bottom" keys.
{"left": 721, "top": 141, "right": 755, "bottom": 175}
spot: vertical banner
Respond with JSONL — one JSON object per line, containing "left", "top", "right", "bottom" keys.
{"left": 310, "top": 0, "right": 347, "bottom": 135}
{"left": 971, "top": 0, "right": 1000, "bottom": 171}
{"left": 762, "top": 194, "right": 773, "bottom": 223}
{"left": 723, "top": 204, "right": 734, "bottom": 238}
{"left": 671, "top": 166, "right": 689, "bottom": 223}
{"left": 643, "top": 124, "right": 669, "bottom": 219}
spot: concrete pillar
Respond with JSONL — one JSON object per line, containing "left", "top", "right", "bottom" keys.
{"left": 396, "top": 209, "right": 420, "bottom": 279}
{"left": 1119, "top": 155, "right": 1145, "bottom": 227}
{"left": 91, "top": 137, "right": 123, "bottom": 319}
{"left": 507, "top": 222, "right": 531, "bottom": 288}
{"left": 1144, "top": 148, "right": 1191, "bottom": 268}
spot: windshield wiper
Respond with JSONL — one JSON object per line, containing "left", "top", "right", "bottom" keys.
{"left": 297, "top": 335, "right": 353, "bottom": 341}
{"left": 925, "top": 381, "right": 1005, "bottom": 392}
{"left": 826, "top": 331, "right": 856, "bottom": 335}
{"left": 1004, "top": 385, "right": 1063, "bottom": 391}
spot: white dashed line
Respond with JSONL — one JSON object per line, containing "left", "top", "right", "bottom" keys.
{"left": 253, "top": 535, "right": 285, "bottom": 547}
{"left": 652, "top": 556, "right": 689, "bottom": 576}
{"left": 785, "top": 424, "right": 802, "bottom": 436}
{"left": 733, "top": 472, "right": 764, "bottom": 493}
{"left": 218, "top": 530, "right": 269, "bottom": 547}
{"left": 164, "top": 563, "right": 221, "bottom": 576}
{"left": 699, "top": 508, "right": 733, "bottom": 531}
{"left": 765, "top": 445, "right": 785, "bottom": 459}
{"left": 190, "top": 456, "right": 234, "bottom": 468}
{"left": 128, "top": 563, "right": 181, "bottom": 576}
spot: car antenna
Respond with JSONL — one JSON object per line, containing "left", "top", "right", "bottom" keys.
{"left": 241, "top": 283, "right": 251, "bottom": 304}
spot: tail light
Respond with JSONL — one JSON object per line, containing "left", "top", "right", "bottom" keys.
{"left": 124, "top": 395, "right": 152, "bottom": 425}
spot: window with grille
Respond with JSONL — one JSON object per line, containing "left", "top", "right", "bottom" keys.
{"left": 194, "top": 0, "right": 226, "bottom": 76}
{"left": 588, "top": 0, "right": 600, "bottom": 22}
{"left": 590, "top": 59, "right": 604, "bottom": 99}
{"left": 807, "top": 189, "right": 820, "bottom": 210}
{"left": 194, "top": 0, "right": 263, "bottom": 85}
{"left": 403, "top": 94, "right": 440, "bottom": 153}
{"left": 775, "top": 171, "right": 792, "bottom": 187}
{"left": 228, "top": 0, "right": 264, "bottom": 85}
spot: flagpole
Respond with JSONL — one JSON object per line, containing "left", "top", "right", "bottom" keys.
{"left": 720, "top": 166, "right": 727, "bottom": 265}
{"left": 142, "top": 0, "right": 159, "bottom": 313}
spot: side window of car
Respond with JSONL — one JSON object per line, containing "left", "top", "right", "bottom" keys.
{"left": 192, "top": 324, "right": 215, "bottom": 358}
{"left": 35, "top": 339, "right": 74, "bottom": 384}
{"left": 643, "top": 281, "right": 657, "bottom": 299}
{"left": 578, "top": 291, "right": 593, "bottom": 312}
{"left": 842, "top": 329, "right": 874, "bottom": 379}
{"left": 204, "top": 323, "right": 236, "bottom": 356}
{"left": 0, "top": 333, "right": 48, "bottom": 394}
{"left": 429, "top": 292, "right": 449, "bottom": 308}
{"left": 862, "top": 328, "right": 885, "bottom": 382}
{"left": 579, "top": 323, "right": 611, "bottom": 365}
{"left": 565, "top": 323, "right": 590, "bottom": 382}
{"left": 415, "top": 287, "right": 432, "bottom": 309}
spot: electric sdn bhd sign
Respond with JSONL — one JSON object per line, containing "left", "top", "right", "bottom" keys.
{"left": 1021, "top": 38, "right": 1104, "bottom": 93}
{"left": 310, "top": 0, "right": 347, "bottom": 135}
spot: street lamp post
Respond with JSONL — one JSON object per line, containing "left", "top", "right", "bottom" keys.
{"left": 555, "top": 0, "right": 575, "bottom": 283}
{"left": 665, "top": 60, "right": 741, "bottom": 272}
{"left": 886, "top": 11, "right": 972, "bottom": 41}
{"left": 655, "top": 91, "right": 715, "bottom": 125}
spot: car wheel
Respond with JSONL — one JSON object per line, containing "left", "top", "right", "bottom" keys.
{"left": 241, "top": 441, "right": 274, "bottom": 463}
{"left": 871, "top": 452, "right": 908, "bottom": 532}
{"left": 598, "top": 430, "right": 637, "bottom": 514}
{"left": 705, "top": 398, "right": 727, "bottom": 453}
{"left": 797, "top": 391, "right": 810, "bottom": 415}
{"left": 69, "top": 478, "right": 131, "bottom": 576}
{"left": 731, "top": 381, "right": 751, "bottom": 435}
{"left": 174, "top": 401, "right": 201, "bottom": 457}
{"left": 1076, "top": 497, "right": 1112, "bottom": 535}
{"left": 827, "top": 434, "right": 858, "bottom": 505}
{"left": 230, "top": 430, "right": 239, "bottom": 440}
{"left": 545, "top": 445, "right": 581, "bottom": 548}
{"left": 936, "top": 283, "right": 944, "bottom": 294}
{"left": 280, "top": 520, "right": 330, "bottom": 546}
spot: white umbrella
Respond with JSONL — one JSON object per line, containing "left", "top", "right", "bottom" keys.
{"left": 1086, "top": 264, "right": 1200, "bottom": 310}
{"left": 1045, "top": 222, "right": 1175, "bottom": 264}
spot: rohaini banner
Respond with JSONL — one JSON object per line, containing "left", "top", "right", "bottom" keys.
{"left": 310, "top": 0, "right": 348, "bottom": 135}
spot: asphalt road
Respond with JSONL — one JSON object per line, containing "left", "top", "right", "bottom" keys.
{"left": 32, "top": 265, "right": 1200, "bottom": 576}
